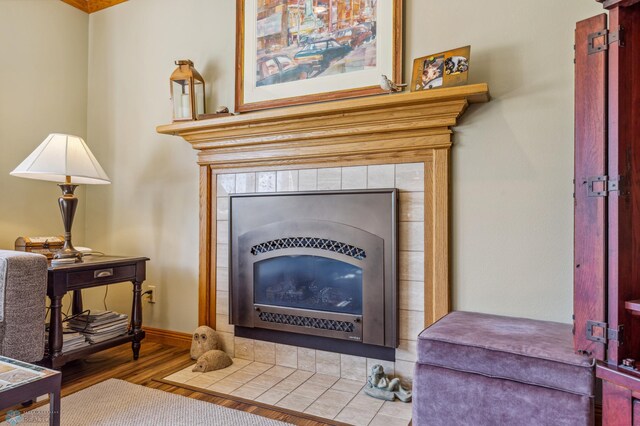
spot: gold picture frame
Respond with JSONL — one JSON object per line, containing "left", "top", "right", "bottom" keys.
{"left": 411, "top": 45, "right": 470, "bottom": 92}
{"left": 235, "top": 0, "right": 403, "bottom": 113}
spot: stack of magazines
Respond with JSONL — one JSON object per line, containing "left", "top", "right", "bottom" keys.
{"left": 60, "top": 330, "right": 89, "bottom": 353}
{"left": 45, "top": 325, "right": 91, "bottom": 353}
{"left": 68, "top": 310, "right": 129, "bottom": 344}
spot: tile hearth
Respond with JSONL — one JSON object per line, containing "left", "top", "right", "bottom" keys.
{"left": 164, "top": 359, "right": 411, "bottom": 426}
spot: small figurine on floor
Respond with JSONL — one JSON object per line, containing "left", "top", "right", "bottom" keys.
{"left": 190, "top": 325, "right": 219, "bottom": 360}
{"left": 364, "top": 364, "right": 412, "bottom": 402}
{"left": 192, "top": 349, "right": 233, "bottom": 372}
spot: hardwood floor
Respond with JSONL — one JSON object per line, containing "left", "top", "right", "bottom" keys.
{"left": 2, "top": 342, "right": 331, "bottom": 425}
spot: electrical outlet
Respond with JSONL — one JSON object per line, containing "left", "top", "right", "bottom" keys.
{"left": 147, "top": 285, "right": 156, "bottom": 304}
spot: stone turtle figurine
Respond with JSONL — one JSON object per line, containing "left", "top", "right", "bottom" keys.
{"left": 364, "top": 364, "right": 412, "bottom": 402}
{"left": 192, "top": 349, "right": 233, "bottom": 373}
{"left": 190, "top": 325, "right": 219, "bottom": 360}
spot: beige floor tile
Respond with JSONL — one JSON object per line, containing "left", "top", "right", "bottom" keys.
{"left": 368, "top": 413, "right": 411, "bottom": 426}
{"left": 243, "top": 361, "right": 274, "bottom": 374}
{"left": 225, "top": 370, "right": 259, "bottom": 384}
{"left": 276, "top": 393, "right": 315, "bottom": 412}
{"left": 347, "top": 393, "right": 386, "bottom": 411}
{"left": 331, "top": 378, "right": 365, "bottom": 394}
{"left": 291, "top": 382, "right": 329, "bottom": 399}
{"left": 201, "top": 369, "right": 233, "bottom": 381}
{"left": 167, "top": 370, "right": 201, "bottom": 382}
{"left": 304, "top": 400, "right": 345, "bottom": 419}
{"left": 335, "top": 406, "right": 377, "bottom": 426}
{"left": 273, "top": 378, "right": 303, "bottom": 393}
{"left": 207, "top": 379, "right": 241, "bottom": 394}
{"left": 163, "top": 373, "right": 189, "bottom": 383}
{"left": 264, "top": 365, "right": 296, "bottom": 379}
{"left": 306, "top": 373, "right": 340, "bottom": 387}
{"left": 248, "top": 373, "right": 283, "bottom": 388}
{"left": 378, "top": 400, "right": 413, "bottom": 420}
{"left": 288, "top": 369, "right": 314, "bottom": 382}
{"left": 230, "top": 383, "right": 268, "bottom": 400}
{"left": 255, "top": 388, "right": 289, "bottom": 405}
{"left": 185, "top": 375, "right": 218, "bottom": 388}
{"left": 316, "top": 388, "right": 352, "bottom": 401}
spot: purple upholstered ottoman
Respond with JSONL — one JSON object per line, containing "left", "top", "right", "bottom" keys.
{"left": 413, "top": 311, "right": 595, "bottom": 426}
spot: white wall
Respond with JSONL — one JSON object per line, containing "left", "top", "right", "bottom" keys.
{"left": 0, "top": 0, "right": 88, "bottom": 250}
{"left": 84, "top": 0, "right": 236, "bottom": 331}
{"left": 4, "top": 0, "right": 602, "bottom": 332}
{"left": 403, "top": 2, "right": 602, "bottom": 321}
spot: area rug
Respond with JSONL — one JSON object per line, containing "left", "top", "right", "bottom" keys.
{"left": 15, "top": 378, "right": 291, "bottom": 426}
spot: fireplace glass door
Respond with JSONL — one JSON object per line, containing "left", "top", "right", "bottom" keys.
{"left": 254, "top": 255, "right": 363, "bottom": 316}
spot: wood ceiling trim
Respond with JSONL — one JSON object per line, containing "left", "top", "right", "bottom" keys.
{"left": 60, "top": 0, "right": 127, "bottom": 14}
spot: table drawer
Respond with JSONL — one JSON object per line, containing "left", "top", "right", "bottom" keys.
{"left": 67, "top": 264, "right": 136, "bottom": 288}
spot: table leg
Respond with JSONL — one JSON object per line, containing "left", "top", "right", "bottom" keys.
{"left": 131, "top": 280, "right": 143, "bottom": 360}
{"left": 48, "top": 295, "right": 64, "bottom": 363}
{"left": 71, "top": 290, "right": 83, "bottom": 315}
{"left": 49, "top": 390, "right": 61, "bottom": 426}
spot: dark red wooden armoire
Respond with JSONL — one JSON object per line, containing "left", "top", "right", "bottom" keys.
{"left": 574, "top": 1, "right": 640, "bottom": 424}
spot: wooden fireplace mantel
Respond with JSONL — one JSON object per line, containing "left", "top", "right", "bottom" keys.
{"left": 157, "top": 83, "right": 490, "bottom": 328}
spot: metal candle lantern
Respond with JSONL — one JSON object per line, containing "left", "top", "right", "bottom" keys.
{"left": 170, "top": 59, "right": 205, "bottom": 121}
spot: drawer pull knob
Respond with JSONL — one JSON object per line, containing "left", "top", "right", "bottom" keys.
{"left": 94, "top": 269, "right": 113, "bottom": 278}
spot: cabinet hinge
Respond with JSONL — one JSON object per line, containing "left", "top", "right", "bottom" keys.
{"left": 586, "top": 175, "right": 622, "bottom": 197}
{"left": 586, "top": 320, "right": 624, "bottom": 344}
{"left": 588, "top": 27, "right": 624, "bottom": 55}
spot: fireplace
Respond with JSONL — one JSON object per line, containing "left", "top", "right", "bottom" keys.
{"left": 229, "top": 190, "right": 397, "bottom": 358}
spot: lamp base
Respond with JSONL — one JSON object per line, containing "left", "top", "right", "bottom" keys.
{"left": 57, "top": 183, "right": 82, "bottom": 263}
{"left": 53, "top": 248, "right": 82, "bottom": 261}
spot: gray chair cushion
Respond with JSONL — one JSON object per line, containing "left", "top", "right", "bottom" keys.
{"left": 417, "top": 311, "right": 595, "bottom": 396}
{"left": 0, "top": 250, "right": 48, "bottom": 362}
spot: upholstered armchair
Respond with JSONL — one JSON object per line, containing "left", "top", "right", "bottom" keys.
{"left": 0, "top": 250, "right": 48, "bottom": 362}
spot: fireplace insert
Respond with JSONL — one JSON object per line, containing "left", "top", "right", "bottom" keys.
{"left": 229, "top": 189, "right": 397, "bottom": 351}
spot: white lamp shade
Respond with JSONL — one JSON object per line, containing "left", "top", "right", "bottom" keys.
{"left": 10, "top": 134, "right": 110, "bottom": 185}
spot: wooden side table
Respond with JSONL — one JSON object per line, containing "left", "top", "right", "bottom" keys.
{"left": 0, "top": 356, "right": 61, "bottom": 426}
{"left": 45, "top": 256, "right": 149, "bottom": 369}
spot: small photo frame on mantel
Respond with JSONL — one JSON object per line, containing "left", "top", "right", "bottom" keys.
{"left": 411, "top": 45, "right": 470, "bottom": 92}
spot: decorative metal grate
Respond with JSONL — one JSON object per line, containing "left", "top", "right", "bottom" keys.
{"left": 251, "top": 237, "right": 366, "bottom": 260}
{"left": 258, "top": 311, "right": 356, "bottom": 333}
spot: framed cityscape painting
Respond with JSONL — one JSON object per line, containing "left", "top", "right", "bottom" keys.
{"left": 410, "top": 46, "right": 470, "bottom": 92}
{"left": 236, "top": 0, "right": 403, "bottom": 112}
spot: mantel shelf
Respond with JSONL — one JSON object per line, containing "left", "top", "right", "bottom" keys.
{"left": 156, "top": 83, "right": 489, "bottom": 168}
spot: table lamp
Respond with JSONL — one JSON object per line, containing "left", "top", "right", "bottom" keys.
{"left": 10, "top": 134, "right": 110, "bottom": 261}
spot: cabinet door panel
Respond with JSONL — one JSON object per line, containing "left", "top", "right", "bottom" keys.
{"left": 574, "top": 13, "right": 608, "bottom": 361}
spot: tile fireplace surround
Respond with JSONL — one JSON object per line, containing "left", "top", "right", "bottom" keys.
{"left": 157, "top": 84, "right": 490, "bottom": 387}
